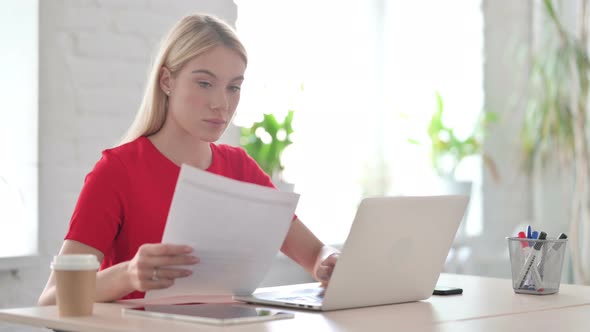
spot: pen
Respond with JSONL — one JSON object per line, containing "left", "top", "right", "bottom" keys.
{"left": 517, "top": 231, "right": 531, "bottom": 265}
{"left": 518, "top": 231, "right": 527, "bottom": 248}
{"left": 517, "top": 232, "right": 547, "bottom": 291}
{"left": 527, "top": 225, "right": 532, "bottom": 239}
{"left": 531, "top": 230, "right": 539, "bottom": 248}
{"left": 537, "top": 233, "right": 567, "bottom": 279}
{"left": 516, "top": 231, "right": 532, "bottom": 285}
{"left": 552, "top": 233, "right": 568, "bottom": 250}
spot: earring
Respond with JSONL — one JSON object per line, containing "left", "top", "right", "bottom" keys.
{"left": 166, "top": 91, "right": 170, "bottom": 95}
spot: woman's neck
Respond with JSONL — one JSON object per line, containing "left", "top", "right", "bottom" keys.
{"left": 148, "top": 128, "right": 212, "bottom": 170}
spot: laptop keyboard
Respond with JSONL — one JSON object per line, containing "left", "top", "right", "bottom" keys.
{"left": 276, "top": 288, "right": 325, "bottom": 304}
{"left": 276, "top": 295, "right": 323, "bottom": 304}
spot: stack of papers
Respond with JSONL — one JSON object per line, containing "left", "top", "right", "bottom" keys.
{"left": 144, "top": 164, "right": 300, "bottom": 303}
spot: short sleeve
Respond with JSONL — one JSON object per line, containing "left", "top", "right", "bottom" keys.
{"left": 236, "top": 147, "right": 298, "bottom": 221}
{"left": 236, "top": 147, "right": 277, "bottom": 189}
{"left": 64, "top": 151, "right": 128, "bottom": 255}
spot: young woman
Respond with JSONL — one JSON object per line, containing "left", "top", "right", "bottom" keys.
{"left": 38, "top": 13, "right": 339, "bottom": 305}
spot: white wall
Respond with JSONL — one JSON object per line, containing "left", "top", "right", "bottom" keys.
{"left": 478, "top": 0, "right": 532, "bottom": 278}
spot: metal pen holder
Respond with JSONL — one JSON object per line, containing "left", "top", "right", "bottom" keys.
{"left": 507, "top": 237, "right": 567, "bottom": 295}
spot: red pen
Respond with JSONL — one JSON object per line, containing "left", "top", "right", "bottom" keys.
{"left": 518, "top": 231, "right": 528, "bottom": 248}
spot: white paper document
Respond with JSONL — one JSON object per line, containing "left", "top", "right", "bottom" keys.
{"left": 146, "top": 164, "right": 300, "bottom": 301}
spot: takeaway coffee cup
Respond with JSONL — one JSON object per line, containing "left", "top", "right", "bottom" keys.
{"left": 51, "top": 254, "right": 99, "bottom": 316}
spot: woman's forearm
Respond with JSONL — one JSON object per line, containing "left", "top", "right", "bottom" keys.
{"left": 94, "top": 261, "right": 134, "bottom": 302}
{"left": 281, "top": 218, "right": 324, "bottom": 273}
{"left": 38, "top": 261, "right": 134, "bottom": 305}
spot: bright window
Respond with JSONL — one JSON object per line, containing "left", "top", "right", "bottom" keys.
{"left": 0, "top": 0, "right": 38, "bottom": 259}
{"left": 235, "top": 0, "right": 484, "bottom": 245}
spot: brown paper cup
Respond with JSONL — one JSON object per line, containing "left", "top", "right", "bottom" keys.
{"left": 51, "top": 255, "right": 99, "bottom": 317}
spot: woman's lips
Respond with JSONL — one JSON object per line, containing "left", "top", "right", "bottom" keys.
{"left": 203, "top": 119, "right": 226, "bottom": 125}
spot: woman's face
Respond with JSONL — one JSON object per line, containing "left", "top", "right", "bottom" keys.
{"left": 163, "top": 46, "right": 246, "bottom": 142}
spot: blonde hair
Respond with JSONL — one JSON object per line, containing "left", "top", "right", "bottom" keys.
{"left": 120, "top": 14, "right": 247, "bottom": 144}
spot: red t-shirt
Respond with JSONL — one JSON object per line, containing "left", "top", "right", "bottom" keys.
{"left": 65, "top": 136, "right": 276, "bottom": 300}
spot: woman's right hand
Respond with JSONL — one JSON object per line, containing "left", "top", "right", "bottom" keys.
{"left": 127, "top": 243, "right": 199, "bottom": 292}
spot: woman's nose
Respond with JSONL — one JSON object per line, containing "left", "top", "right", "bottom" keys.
{"left": 210, "top": 88, "right": 229, "bottom": 112}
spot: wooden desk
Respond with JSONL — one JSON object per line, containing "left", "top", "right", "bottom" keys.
{"left": 435, "top": 304, "right": 590, "bottom": 331}
{"left": 1, "top": 274, "right": 590, "bottom": 332}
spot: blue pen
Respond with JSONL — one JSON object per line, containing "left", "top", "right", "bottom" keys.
{"left": 526, "top": 226, "right": 534, "bottom": 246}
{"left": 529, "top": 230, "right": 539, "bottom": 248}
{"left": 527, "top": 225, "right": 532, "bottom": 239}
{"left": 522, "top": 227, "right": 534, "bottom": 285}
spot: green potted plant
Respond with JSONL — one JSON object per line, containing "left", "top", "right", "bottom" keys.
{"left": 410, "top": 92, "right": 499, "bottom": 182}
{"left": 240, "top": 110, "right": 295, "bottom": 189}
{"left": 521, "top": 0, "right": 590, "bottom": 284}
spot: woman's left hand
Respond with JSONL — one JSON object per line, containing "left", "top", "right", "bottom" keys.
{"left": 313, "top": 246, "right": 340, "bottom": 286}
{"left": 316, "top": 253, "right": 339, "bottom": 286}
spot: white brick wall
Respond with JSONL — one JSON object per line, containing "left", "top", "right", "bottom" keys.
{"left": 0, "top": 1, "right": 238, "bottom": 330}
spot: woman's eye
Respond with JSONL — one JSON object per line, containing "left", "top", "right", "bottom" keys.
{"left": 229, "top": 86, "right": 241, "bottom": 92}
{"left": 198, "top": 81, "right": 212, "bottom": 88}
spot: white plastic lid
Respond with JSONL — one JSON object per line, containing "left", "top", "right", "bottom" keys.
{"left": 50, "top": 254, "right": 100, "bottom": 271}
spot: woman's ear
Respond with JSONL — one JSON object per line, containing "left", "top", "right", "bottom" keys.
{"left": 159, "top": 66, "right": 173, "bottom": 95}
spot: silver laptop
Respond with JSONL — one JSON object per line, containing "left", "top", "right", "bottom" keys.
{"left": 234, "top": 195, "right": 469, "bottom": 311}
